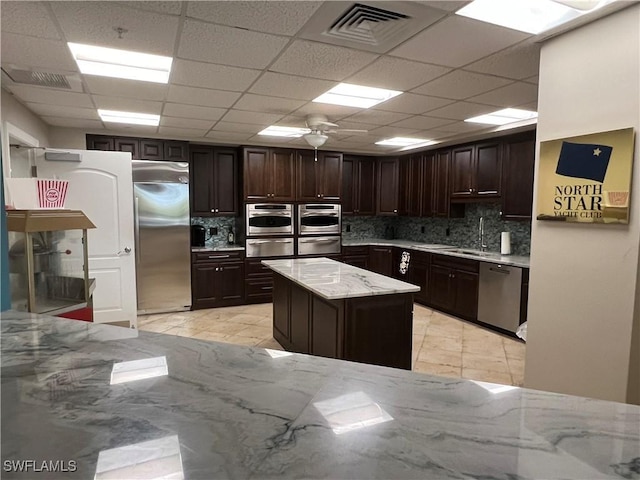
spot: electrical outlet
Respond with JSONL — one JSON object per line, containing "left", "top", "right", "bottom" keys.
{"left": 346, "top": 224, "right": 351, "bottom": 233}
{"left": 445, "top": 227, "right": 450, "bottom": 237}
{"left": 421, "top": 226, "right": 425, "bottom": 234}
{"left": 210, "top": 227, "right": 217, "bottom": 236}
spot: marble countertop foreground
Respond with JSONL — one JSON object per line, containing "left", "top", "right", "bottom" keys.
{"left": 262, "top": 257, "right": 420, "bottom": 300}
{"left": 343, "top": 238, "right": 531, "bottom": 268}
{"left": 2, "top": 312, "right": 639, "bottom": 479}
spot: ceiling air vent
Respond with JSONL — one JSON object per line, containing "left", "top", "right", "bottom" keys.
{"left": 325, "top": 3, "right": 410, "bottom": 46}
{"left": 3, "top": 68, "right": 72, "bottom": 89}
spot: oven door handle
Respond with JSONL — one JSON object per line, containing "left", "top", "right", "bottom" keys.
{"left": 249, "top": 239, "right": 293, "bottom": 244}
{"left": 301, "top": 213, "right": 338, "bottom": 217}
{"left": 249, "top": 212, "right": 291, "bottom": 217}
{"left": 300, "top": 238, "right": 339, "bottom": 243}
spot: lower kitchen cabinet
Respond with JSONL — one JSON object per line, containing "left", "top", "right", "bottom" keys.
{"left": 368, "top": 246, "right": 393, "bottom": 276}
{"left": 192, "top": 251, "right": 245, "bottom": 309}
{"left": 245, "top": 257, "right": 276, "bottom": 304}
{"left": 408, "top": 250, "right": 430, "bottom": 305}
{"left": 342, "top": 246, "right": 369, "bottom": 269}
{"left": 428, "top": 254, "right": 479, "bottom": 321}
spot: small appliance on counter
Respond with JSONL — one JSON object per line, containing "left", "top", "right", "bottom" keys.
{"left": 191, "top": 225, "right": 206, "bottom": 247}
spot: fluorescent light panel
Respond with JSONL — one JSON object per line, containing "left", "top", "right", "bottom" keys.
{"left": 465, "top": 108, "right": 538, "bottom": 126}
{"left": 258, "top": 126, "right": 310, "bottom": 137}
{"left": 376, "top": 137, "right": 433, "bottom": 147}
{"left": 313, "top": 83, "right": 402, "bottom": 109}
{"left": 68, "top": 42, "right": 172, "bottom": 83}
{"left": 98, "top": 109, "right": 160, "bottom": 126}
{"left": 456, "top": 0, "right": 613, "bottom": 35}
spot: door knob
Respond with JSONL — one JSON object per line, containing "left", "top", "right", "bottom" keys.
{"left": 118, "top": 247, "right": 132, "bottom": 255}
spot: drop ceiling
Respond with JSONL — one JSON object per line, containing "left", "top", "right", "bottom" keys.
{"left": 0, "top": 1, "right": 609, "bottom": 154}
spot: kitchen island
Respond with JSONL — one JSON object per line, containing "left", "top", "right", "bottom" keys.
{"left": 262, "top": 257, "right": 420, "bottom": 370}
{"left": 2, "top": 311, "right": 639, "bottom": 479}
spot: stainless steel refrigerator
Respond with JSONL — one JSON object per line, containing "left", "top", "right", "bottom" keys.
{"left": 133, "top": 160, "right": 191, "bottom": 314}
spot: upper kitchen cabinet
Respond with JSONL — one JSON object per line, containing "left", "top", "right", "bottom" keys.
{"left": 296, "top": 150, "right": 343, "bottom": 202}
{"left": 243, "top": 148, "right": 295, "bottom": 202}
{"left": 86, "top": 135, "right": 114, "bottom": 151}
{"left": 422, "top": 150, "right": 465, "bottom": 218}
{"left": 342, "top": 155, "right": 376, "bottom": 215}
{"left": 86, "top": 135, "right": 188, "bottom": 162}
{"left": 400, "top": 153, "right": 424, "bottom": 217}
{"left": 376, "top": 157, "right": 400, "bottom": 215}
{"left": 191, "top": 145, "right": 238, "bottom": 217}
{"left": 501, "top": 131, "right": 536, "bottom": 220}
{"left": 451, "top": 141, "right": 502, "bottom": 201}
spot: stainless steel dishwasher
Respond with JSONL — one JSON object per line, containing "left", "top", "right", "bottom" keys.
{"left": 477, "top": 262, "right": 523, "bottom": 333}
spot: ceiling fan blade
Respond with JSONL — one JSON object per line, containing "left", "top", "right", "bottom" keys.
{"left": 334, "top": 129, "right": 369, "bottom": 135}
{"left": 317, "top": 120, "right": 339, "bottom": 128}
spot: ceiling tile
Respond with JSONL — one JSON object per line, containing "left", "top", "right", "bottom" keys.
{"left": 166, "top": 85, "right": 240, "bottom": 108}
{"left": 331, "top": 120, "right": 378, "bottom": 131}
{"left": 171, "top": 59, "right": 261, "bottom": 92}
{"left": 178, "top": 19, "right": 289, "bottom": 69}
{"left": 104, "top": 124, "right": 159, "bottom": 134}
{"left": 84, "top": 76, "right": 168, "bottom": 101}
{"left": 293, "top": 103, "right": 361, "bottom": 119}
{"left": 158, "top": 126, "right": 209, "bottom": 138}
{"left": 415, "top": 1, "right": 471, "bottom": 12}
{"left": 163, "top": 103, "right": 227, "bottom": 121}
{"left": 468, "top": 82, "right": 538, "bottom": 108}
{"left": 160, "top": 116, "right": 215, "bottom": 130}
{"left": 92, "top": 96, "right": 163, "bottom": 114}
{"left": 390, "top": 16, "right": 530, "bottom": 68}
{"left": 374, "top": 93, "right": 454, "bottom": 115}
{"left": 342, "top": 110, "right": 412, "bottom": 126}
{"left": 1, "top": 33, "right": 77, "bottom": 72}
{"left": 412, "top": 70, "right": 513, "bottom": 100}
{"left": 206, "top": 131, "right": 253, "bottom": 142}
{"left": 211, "top": 122, "right": 264, "bottom": 134}
{"left": 465, "top": 41, "right": 540, "bottom": 80}
{"left": 50, "top": 2, "right": 179, "bottom": 56}
{"left": 337, "top": 134, "right": 382, "bottom": 145}
{"left": 390, "top": 115, "right": 456, "bottom": 130}
{"left": 41, "top": 116, "right": 104, "bottom": 129}
{"left": 1, "top": 2, "right": 61, "bottom": 40}
{"left": 269, "top": 40, "right": 378, "bottom": 81}
{"left": 233, "top": 94, "right": 306, "bottom": 115}
{"left": 26, "top": 103, "right": 99, "bottom": 120}
{"left": 368, "top": 126, "right": 421, "bottom": 138}
{"left": 220, "top": 110, "right": 284, "bottom": 125}
{"left": 423, "top": 101, "right": 496, "bottom": 120}
{"left": 7, "top": 86, "right": 93, "bottom": 108}
{"left": 346, "top": 57, "right": 451, "bottom": 91}
{"left": 186, "top": 1, "right": 321, "bottom": 36}
{"left": 433, "top": 121, "right": 492, "bottom": 134}
{"left": 249, "top": 72, "right": 336, "bottom": 100}
{"left": 117, "top": 1, "right": 183, "bottom": 15}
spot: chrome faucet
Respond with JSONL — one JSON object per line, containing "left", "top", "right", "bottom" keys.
{"left": 479, "top": 217, "right": 487, "bottom": 252}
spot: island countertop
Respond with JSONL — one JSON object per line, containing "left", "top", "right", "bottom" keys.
{"left": 2, "top": 311, "right": 640, "bottom": 479}
{"left": 262, "top": 257, "right": 420, "bottom": 300}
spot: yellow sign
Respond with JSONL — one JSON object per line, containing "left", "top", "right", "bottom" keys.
{"left": 537, "top": 127, "right": 635, "bottom": 224}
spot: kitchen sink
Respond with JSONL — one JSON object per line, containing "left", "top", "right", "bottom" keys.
{"left": 449, "top": 248, "right": 493, "bottom": 257}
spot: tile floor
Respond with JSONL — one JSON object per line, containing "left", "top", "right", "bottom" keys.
{"left": 137, "top": 303, "right": 525, "bottom": 386}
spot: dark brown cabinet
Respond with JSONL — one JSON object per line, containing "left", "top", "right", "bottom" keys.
{"left": 422, "top": 150, "right": 464, "bottom": 218}
{"left": 368, "top": 246, "right": 393, "bottom": 276}
{"left": 190, "top": 145, "right": 238, "bottom": 217}
{"left": 140, "top": 139, "right": 163, "bottom": 160}
{"left": 341, "top": 246, "right": 369, "bottom": 269}
{"left": 114, "top": 137, "right": 139, "bottom": 158}
{"left": 428, "top": 254, "right": 479, "bottom": 321}
{"left": 451, "top": 141, "right": 502, "bottom": 200}
{"left": 192, "top": 251, "right": 245, "bottom": 309}
{"left": 245, "top": 257, "right": 276, "bottom": 304}
{"left": 296, "top": 150, "right": 343, "bottom": 202}
{"left": 342, "top": 155, "right": 376, "bottom": 215}
{"left": 86, "top": 135, "right": 114, "bottom": 151}
{"left": 501, "top": 132, "right": 536, "bottom": 220}
{"left": 376, "top": 157, "right": 400, "bottom": 215}
{"left": 243, "top": 148, "right": 295, "bottom": 201}
{"left": 408, "top": 250, "right": 430, "bottom": 305}
{"left": 86, "top": 135, "right": 188, "bottom": 161}
{"left": 398, "top": 154, "right": 424, "bottom": 216}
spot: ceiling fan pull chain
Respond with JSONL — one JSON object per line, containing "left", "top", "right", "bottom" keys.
{"left": 314, "top": 148, "right": 318, "bottom": 162}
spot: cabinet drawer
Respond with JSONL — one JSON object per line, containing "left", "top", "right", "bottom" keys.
{"left": 192, "top": 251, "right": 243, "bottom": 263}
{"left": 245, "top": 278, "right": 274, "bottom": 303}
{"left": 342, "top": 246, "right": 368, "bottom": 255}
{"left": 245, "top": 258, "right": 274, "bottom": 277}
{"left": 431, "top": 254, "right": 479, "bottom": 273}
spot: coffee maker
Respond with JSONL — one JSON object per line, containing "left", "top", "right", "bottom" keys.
{"left": 191, "top": 225, "right": 206, "bottom": 247}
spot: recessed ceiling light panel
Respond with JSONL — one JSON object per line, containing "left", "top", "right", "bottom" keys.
{"left": 313, "top": 83, "right": 402, "bottom": 109}
{"left": 375, "top": 137, "right": 434, "bottom": 147}
{"left": 68, "top": 42, "right": 173, "bottom": 83}
{"left": 465, "top": 108, "right": 538, "bottom": 126}
{"left": 98, "top": 109, "right": 161, "bottom": 126}
{"left": 258, "top": 126, "right": 310, "bottom": 137}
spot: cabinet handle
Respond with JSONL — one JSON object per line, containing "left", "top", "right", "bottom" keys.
{"left": 208, "top": 255, "right": 230, "bottom": 259}
{"left": 468, "top": 188, "right": 472, "bottom": 192}
{"left": 219, "top": 267, "right": 223, "bottom": 272}
{"left": 393, "top": 209, "right": 397, "bottom": 213}
{"left": 317, "top": 194, "right": 321, "bottom": 198}
{"left": 261, "top": 286, "right": 273, "bottom": 291}
{"left": 211, "top": 209, "right": 215, "bottom": 212}
{"left": 215, "top": 208, "right": 219, "bottom": 213}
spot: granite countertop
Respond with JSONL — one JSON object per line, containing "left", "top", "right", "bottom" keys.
{"left": 2, "top": 311, "right": 639, "bottom": 479}
{"left": 191, "top": 245, "right": 245, "bottom": 252}
{"left": 343, "top": 238, "right": 530, "bottom": 268}
{"left": 262, "top": 257, "right": 420, "bottom": 300}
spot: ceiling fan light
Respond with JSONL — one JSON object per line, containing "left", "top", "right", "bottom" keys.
{"left": 303, "top": 133, "right": 328, "bottom": 148}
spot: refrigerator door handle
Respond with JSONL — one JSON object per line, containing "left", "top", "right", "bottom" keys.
{"left": 134, "top": 196, "right": 141, "bottom": 264}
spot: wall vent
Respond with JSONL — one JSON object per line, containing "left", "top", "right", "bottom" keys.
{"left": 324, "top": 3, "right": 411, "bottom": 46}
{"left": 2, "top": 66, "right": 84, "bottom": 92}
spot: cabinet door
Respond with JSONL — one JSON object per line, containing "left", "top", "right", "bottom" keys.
{"left": 341, "top": 156, "right": 356, "bottom": 215}
{"left": 86, "top": 135, "right": 114, "bottom": 151}
{"left": 410, "top": 260, "right": 430, "bottom": 305}
{"left": 453, "top": 270, "right": 478, "bottom": 320}
{"left": 271, "top": 149, "right": 295, "bottom": 201}
{"left": 434, "top": 151, "right": 453, "bottom": 217}
{"left": 422, "top": 153, "right": 436, "bottom": 216}
{"left": 214, "top": 148, "right": 238, "bottom": 216}
{"left": 368, "top": 247, "right": 393, "bottom": 276}
{"left": 450, "top": 146, "right": 473, "bottom": 198}
{"left": 475, "top": 141, "right": 501, "bottom": 197}
{"left": 358, "top": 158, "right": 376, "bottom": 215}
{"left": 190, "top": 147, "right": 214, "bottom": 216}
{"left": 296, "top": 150, "right": 319, "bottom": 201}
{"left": 114, "top": 137, "right": 139, "bottom": 159}
{"left": 376, "top": 157, "right": 399, "bottom": 215}
{"left": 407, "top": 154, "right": 423, "bottom": 216}
{"left": 139, "top": 139, "right": 163, "bottom": 160}
{"left": 192, "top": 263, "right": 218, "bottom": 307}
{"left": 164, "top": 141, "right": 188, "bottom": 162}
{"left": 429, "top": 264, "right": 453, "bottom": 311}
{"left": 502, "top": 134, "right": 535, "bottom": 220}
{"left": 218, "top": 262, "right": 244, "bottom": 302}
{"left": 342, "top": 255, "right": 368, "bottom": 269}
{"left": 320, "top": 152, "right": 342, "bottom": 201}
{"left": 243, "top": 148, "right": 270, "bottom": 201}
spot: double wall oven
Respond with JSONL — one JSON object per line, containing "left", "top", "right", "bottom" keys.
{"left": 245, "top": 203, "right": 342, "bottom": 258}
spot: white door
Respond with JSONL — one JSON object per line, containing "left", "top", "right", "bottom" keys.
{"left": 35, "top": 149, "right": 137, "bottom": 326}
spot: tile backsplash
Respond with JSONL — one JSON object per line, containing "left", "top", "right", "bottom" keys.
{"left": 342, "top": 203, "right": 531, "bottom": 256}
{"left": 191, "top": 217, "right": 243, "bottom": 248}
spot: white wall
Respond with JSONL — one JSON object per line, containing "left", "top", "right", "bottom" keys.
{"left": 525, "top": 5, "right": 640, "bottom": 404}
{"left": 1, "top": 89, "right": 50, "bottom": 147}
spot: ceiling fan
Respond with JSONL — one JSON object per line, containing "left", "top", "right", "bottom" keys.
{"left": 301, "top": 114, "right": 368, "bottom": 150}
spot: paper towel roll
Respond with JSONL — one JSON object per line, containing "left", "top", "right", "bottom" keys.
{"left": 501, "top": 232, "right": 511, "bottom": 255}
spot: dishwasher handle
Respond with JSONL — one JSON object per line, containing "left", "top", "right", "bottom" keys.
{"left": 488, "top": 265, "right": 510, "bottom": 274}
